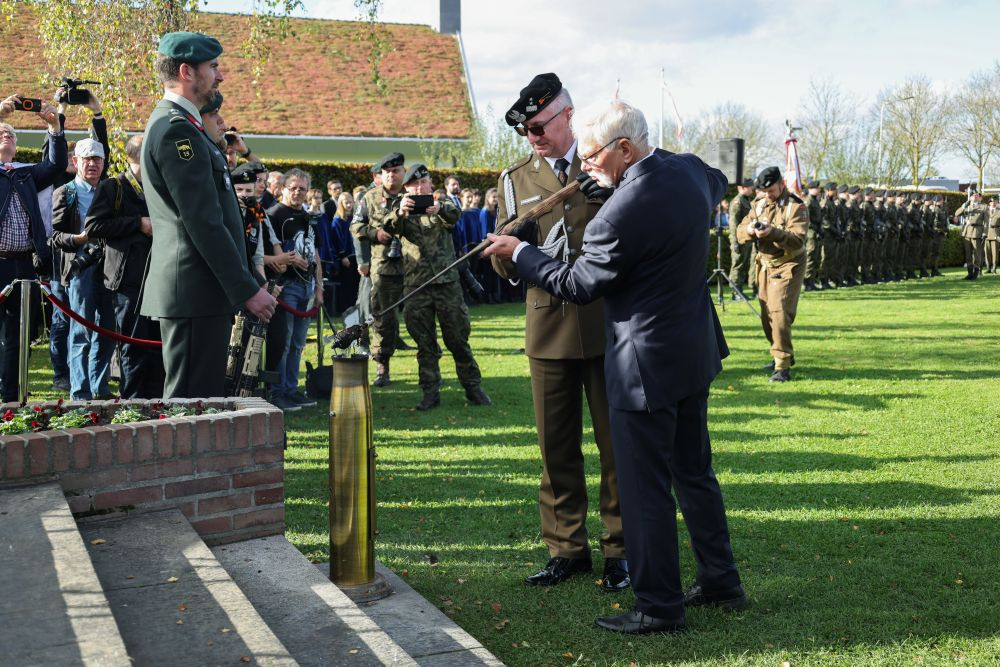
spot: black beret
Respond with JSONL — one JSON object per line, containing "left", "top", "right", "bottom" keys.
{"left": 158, "top": 31, "right": 223, "bottom": 64}
{"left": 403, "top": 163, "right": 430, "bottom": 184}
{"left": 876, "top": 190, "right": 886, "bottom": 197}
{"left": 230, "top": 161, "right": 261, "bottom": 184}
{"left": 200, "top": 91, "right": 223, "bottom": 115}
{"left": 887, "top": 190, "right": 896, "bottom": 197}
{"left": 755, "top": 166, "right": 782, "bottom": 189}
{"left": 375, "top": 152, "right": 405, "bottom": 172}
{"left": 807, "top": 180, "right": 820, "bottom": 189}
{"left": 847, "top": 185, "right": 860, "bottom": 194}
{"left": 505, "top": 73, "right": 562, "bottom": 127}
{"left": 825, "top": 181, "right": 838, "bottom": 190}
{"left": 863, "top": 187, "right": 873, "bottom": 196}
{"left": 837, "top": 185, "right": 848, "bottom": 194}
{"left": 936, "top": 195, "right": 944, "bottom": 202}
{"left": 912, "top": 192, "right": 923, "bottom": 200}
{"left": 741, "top": 178, "right": 755, "bottom": 187}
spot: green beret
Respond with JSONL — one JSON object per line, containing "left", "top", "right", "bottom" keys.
{"left": 158, "top": 31, "right": 223, "bottom": 64}
{"left": 200, "top": 91, "right": 223, "bottom": 115}
{"left": 403, "top": 163, "right": 430, "bottom": 184}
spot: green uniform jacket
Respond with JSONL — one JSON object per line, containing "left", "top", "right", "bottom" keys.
{"left": 383, "top": 200, "right": 461, "bottom": 291}
{"left": 730, "top": 193, "right": 752, "bottom": 234}
{"left": 804, "top": 194, "right": 822, "bottom": 235}
{"left": 140, "top": 99, "right": 260, "bottom": 318}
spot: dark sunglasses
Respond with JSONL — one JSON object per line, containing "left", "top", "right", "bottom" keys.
{"left": 515, "top": 107, "right": 566, "bottom": 137}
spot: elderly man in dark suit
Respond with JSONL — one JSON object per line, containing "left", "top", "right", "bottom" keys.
{"left": 485, "top": 99, "right": 744, "bottom": 634}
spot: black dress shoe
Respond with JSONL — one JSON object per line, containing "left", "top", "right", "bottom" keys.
{"left": 525, "top": 556, "right": 591, "bottom": 586}
{"left": 683, "top": 583, "right": 748, "bottom": 610}
{"left": 769, "top": 368, "right": 791, "bottom": 382}
{"left": 600, "top": 558, "right": 630, "bottom": 592}
{"left": 594, "top": 610, "right": 685, "bottom": 635}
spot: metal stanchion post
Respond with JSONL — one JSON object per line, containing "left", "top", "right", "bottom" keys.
{"left": 328, "top": 354, "right": 390, "bottom": 602}
{"left": 17, "top": 279, "right": 32, "bottom": 404}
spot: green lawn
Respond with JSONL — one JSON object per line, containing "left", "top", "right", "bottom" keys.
{"left": 25, "top": 268, "right": 1000, "bottom": 666}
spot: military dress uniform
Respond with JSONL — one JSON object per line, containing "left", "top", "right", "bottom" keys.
{"left": 928, "top": 196, "right": 948, "bottom": 276}
{"left": 907, "top": 199, "right": 926, "bottom": 278}
{"left": 737, "top": 170, "right": 808, "bottom": 379}
{"left": 860, "top": 192, "right": 876, "bottom": 282}
{"left": 818, "top": 185, "right": 841, "bottom": 289}
{"left": 956, "top": 198, "right": 988, "bottom": 279}
{"left": 490, "top": 147, "right": 625, "bottom": 569}
{"left": 842, "top": 188, "right": 862, "bottom": 285}
{"left": 382, "top": 164, "right": 487, "bottom": 409}
{"left": 803, "top": 184, "right": 822, "bottom": 291}
{"left": 140, "top": 34, "right": 263, "bottom": 399}
{"left": 985, "top": 205, "right": 1000, "bottom": 273}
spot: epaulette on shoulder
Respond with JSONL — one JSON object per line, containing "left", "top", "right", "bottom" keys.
{"left": 787, "top": 191, "right": 804, "bottom": 204}
{"left": 502, "top": 154, "right": 533, "bottom": 178}
{"left": 169, "top": 114, "right": 187, "bottom": 124}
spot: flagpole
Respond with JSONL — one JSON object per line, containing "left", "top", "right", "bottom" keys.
{"left": 659, "top": 67, "right": 665, "bottom": 149}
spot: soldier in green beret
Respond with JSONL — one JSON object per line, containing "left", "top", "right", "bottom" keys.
{"left": 140, "top": 31, "right": 275, "bottom": 399}
{"left": 380, "top": 164, "right": 490, "bottom": 410}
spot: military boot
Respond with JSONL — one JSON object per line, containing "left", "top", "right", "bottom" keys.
{"left": 416, "top": 389, "right": 440, "bottom": 411}
{"left": 804, "top": 280, "right": 816, "bottom": 292}
{"left": 963, "top": 267, "right": 974, "bottom": 280}
{"left": 373, "top": 360, "right": 391, "bottom": 387}
{"left": 769, "top": 368, "right": 791, "bottom": 382}
{"left": 465, "top": 385, "right": 492, "bottom": 406}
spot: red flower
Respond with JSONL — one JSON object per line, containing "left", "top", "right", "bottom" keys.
{"left": 3, "top": 410, "right": 13, "bottom": 422}
{"left": 56, "top": 398, "right": 64, "bottom": 407}
{"left": 33, "top": 405, "right": 42, "bottom": 412}
{"left": 158, "top": 414, "right": 167, "bottom": 420}
{"left": 89, "top": 412, "right": 99, "bottom": 424}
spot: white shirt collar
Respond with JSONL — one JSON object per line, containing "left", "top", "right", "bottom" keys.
{"left": 163, "top": 91, "right": 203, "bottom": 124}
{"left": 544, "top": 141, "right": 578, "bottom": 172}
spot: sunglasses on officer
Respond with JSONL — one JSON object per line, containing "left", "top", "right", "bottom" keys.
{"left": 515, "top": 107, "right": 567, "bottom": 137}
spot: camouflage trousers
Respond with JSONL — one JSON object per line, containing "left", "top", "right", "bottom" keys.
{"left": 729, "top": 238, "right": 753, "bottom": 288}
{"left": 370, "top": 273, "right": 403, "bottom": 362}
{"left": 403, "top": 281, "right": 482, "bottom": 392}
{"left": 907, "top": 237, "right": 924, "bottom": 272}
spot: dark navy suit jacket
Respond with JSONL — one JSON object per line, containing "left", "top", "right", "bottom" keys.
{"left": 516, "top": 149, "right": 729, "bottom": 412}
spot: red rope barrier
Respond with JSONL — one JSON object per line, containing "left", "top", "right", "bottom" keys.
{"left": 0, "top": 282, "right": 13, "bottom": 306}
{"left": 44, "top": 290, "right": 163, "bottom": 349}
{"left": 277, "top": 298, "right": 320, "bottom": 318}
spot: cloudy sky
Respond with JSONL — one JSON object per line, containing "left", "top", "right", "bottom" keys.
{"left": 204, "top": 0, "right": 998, "bottom": 179}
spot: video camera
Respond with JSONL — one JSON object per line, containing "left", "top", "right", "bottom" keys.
{"left": 57, "top": 77, "right": 101, "bottom": 106}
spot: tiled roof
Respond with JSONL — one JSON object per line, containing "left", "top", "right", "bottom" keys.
{"left": 0, "top": 10, "right": 473, "bottom": 139}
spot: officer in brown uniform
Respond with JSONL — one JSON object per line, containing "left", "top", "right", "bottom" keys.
{"left": 490, "top": 73, "right": 627, "bottom": 591}
{"left": 955, "top": 190, "right": 988, "bottom": 280}
{"left": 985, "top": 198, "right": 1000, "bottom": 273}
{"left": 737, "top": 166, "right": 808, "bottom": 382}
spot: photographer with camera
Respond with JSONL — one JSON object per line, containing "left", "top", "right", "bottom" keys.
{"left": 736, "top": 166, "right": 808, "bottom": 383}
{"left": 0, "top": 93, "right": 66, "bottom": 402}
{"left": 50, "top": 138, "right": 115, "bottom": 400}
{"left": 83, "top": 135, "right": 165, "bottom": 399}
{"left": 265, "top": 168, "right": 322, "bottom": 411}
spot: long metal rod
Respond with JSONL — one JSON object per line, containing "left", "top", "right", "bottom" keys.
{"left": 18, "top": 280, "right": 31, "bottom": 404}
{"left": 370, "top": 180, "right": 583, "bottom": 322}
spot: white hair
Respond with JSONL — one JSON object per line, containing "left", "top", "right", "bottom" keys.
{"left": 571, "top": 99, "right": 650, "bottom": 152}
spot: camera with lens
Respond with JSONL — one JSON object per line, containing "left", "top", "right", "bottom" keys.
{"left": 752, "top": 221, "right": 767, "bottom": 231}
{"left": 70, "top": 241, "right": 104, "bottom": 275}
{"left": 386, "top": 237, "right": 403, "bottom": 260}
{"left": 57, "top": 77, "right": 101, "bottom": 106}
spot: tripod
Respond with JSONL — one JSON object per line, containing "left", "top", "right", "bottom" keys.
{"left": 706, "top": 222, "right": 758, "bottom": 317}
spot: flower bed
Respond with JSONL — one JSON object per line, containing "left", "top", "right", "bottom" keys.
{"left": 0, "top": 399, "right": 221, "bottom": 436}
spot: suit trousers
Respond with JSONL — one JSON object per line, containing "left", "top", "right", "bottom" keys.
{"left": 528, "top": 355, "right": 624, "bottom": 559}
{"left": 159, "top": 314, "right": 231, "bottom": 399}
{"left": 609, "top": 387, "right": 740, "bottom": 620}
{"left": 757, "top": 259, "right": 805, "bottom": 370}
{"left": 963, "top": 238, "right": 984, "bottom": 270}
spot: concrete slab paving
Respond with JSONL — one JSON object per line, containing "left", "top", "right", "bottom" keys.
{"left": 80, "top": 509, "right": 297, "bottom": 667}
{"left": 0, "top": 483, "right": 130, "bottom": 667}
{"left": 213, "top": 535, "right": 417, "bottom": 666}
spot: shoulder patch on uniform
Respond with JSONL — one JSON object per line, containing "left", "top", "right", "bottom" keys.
{"left": 787, "top": 191, "right": 803, "bottom": 204}
{"left": 504, "top": 154, "right": 533, "bottom": 175}
{"left": 175, "top": 139, "right": 194, "bottom": 161}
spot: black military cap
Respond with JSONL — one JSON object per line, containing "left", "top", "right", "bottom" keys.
{"left": 200, "top": 91, "right": 223, "bottom": 115}
{"left": 403, "top": 163, "right": 431, "bottom": 184}
{"left": 825, "top": 181, "right": 838, "bottom": 190}
{"left": 887, "top": 190, "right": 896, "bottom": 197}
{"left": 912, "top": 192, "right": 923, "bottom": 200}
{"left": 505, "top": 73, "right": 562, "bottom": 127}
{"left": 847, "top": 185, "right": 860, "bottom": 194}
{"left": 807, "top": 179, "right": 820, "bottom": 189}
{"left": 158, "top": 31, "right": 223, "bottom": 64}
{"left": 741, "top": 177, "right": 755, "bottom": 187}
{"left": 863, "top": 187, "right": 873, "bottom": 196}
{"left": 935, "top": 195, "right": 944, "bottom": 202}
{"left": 837, "top": 185, "right": 848, "bottom": 194}
{"left": 231, "top": 161, "right": 265, "bottom": 184}
{"left": 755, "top": 166, "right": 782, "bottom": 189}
{"left": 375, "top": 152, "right": 405, "bottom": 172}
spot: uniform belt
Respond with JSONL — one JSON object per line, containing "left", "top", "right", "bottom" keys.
{"left": 0, "top": 250, "right": 32, "bottom": 260}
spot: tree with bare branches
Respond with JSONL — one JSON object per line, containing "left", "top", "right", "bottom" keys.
{"left": 879, "top": 76, "right": 950, "bottom": 186}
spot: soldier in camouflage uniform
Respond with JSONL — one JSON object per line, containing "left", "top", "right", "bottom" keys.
{"left": 893, "top": 192, "right": 909, "bottom": 280}
{"left": 729, "top": 178, "right": 755, "bottom": 297}
{"left": 919, "top": 195, "right": 934, "bottom": 278}
{"left": 928, "top": 195, "right": 948, "bottom": 277}
{"left": 882, "top": 191, "right": 901, "bottom": 281}
{"left": 842, "top": 186, "right": 862, "bottom": 286}
{"left": 352, "top": 152, "right": 407, "bottom": 386}
{"left": 907, "top": 194, "right": 926, "bottom": 279}
{"left": 859, "top": 188, "right": 877, "bottom": 283}
{"left": 984, "top": 198, "right": 999, "bottom": 273}
{"left": 803, "top": 180, "right": 822, "bottom": 291}
{"left": 872, "top": 190, "right": 888, "bottom": 282}
{"left": 818, "top": 182, "right": 840, "bottom": 289}
{"left": 955, "top": 190, "right": 988, "bottom": 280}
{"left": 381, "top": 163, "right": 490, "bottom": 410}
